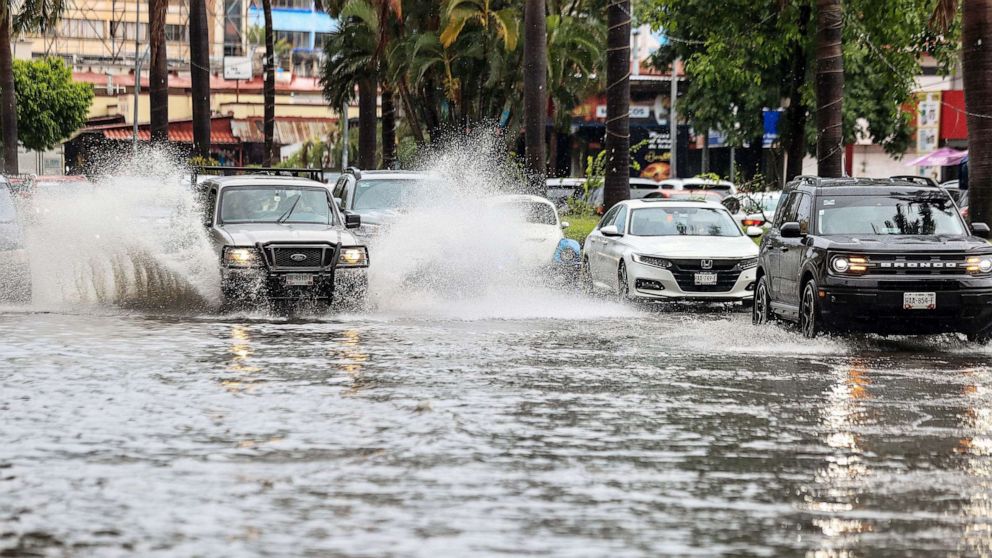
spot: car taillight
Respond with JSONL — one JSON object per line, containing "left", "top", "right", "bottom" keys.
{"left": 742, "top": 219, "right": 764, "bottom": 227}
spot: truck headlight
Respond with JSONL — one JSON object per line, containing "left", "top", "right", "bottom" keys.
{"left": 967, "top": 256, "right": 992, "bottom": 274}
{"left": 632, "top": 254, "right": 672, "bottom": 268}
{"left": 831, "top": 255, "right": 867, "bottom": 274}
{"left": 223, "top": 246, "right": 263, "bottom": 268}
{"left": 338, "top": 246, "right": 369, "bottom": 267}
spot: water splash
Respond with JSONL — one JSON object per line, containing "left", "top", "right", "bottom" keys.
{"left": 20, "top": 148, "right": 219, "bottom": 312}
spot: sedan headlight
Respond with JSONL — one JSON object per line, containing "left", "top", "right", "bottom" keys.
{"left": 338, "top": 246, "right": 369, "bottom": 268}
{"left": 967, "top": 256, "right": 992, "bottom": 274}
{"left": 737, "top": 257, "right": 758, "bottom": 270}
{"left": 632, "top": 254, "right": 672, "bottom": 268}
{"left": 223, "top": 246, "right": 263, "bottom": 268}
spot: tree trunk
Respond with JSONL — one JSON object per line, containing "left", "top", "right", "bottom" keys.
{"left": 398, "top": 78, "right": 426, "bottom": 145}
{"left": 262, "top": 0, "right": 276, "bottom": 166}
{"left": 964, "top": 0, "right": 992, "bottom": 225}
{"left": 814, "top": 0, "right": 844, "bottom": 177}
{"left": 381, "top": 83, "right": 396, "bottom": 169}
{"left": 785, "top": 4, "right": 811, "bottom": 181}
{"left": 149, "top": 0, "right": 169, "bottom": 145}
{"left": 523, "top": 0, "right": 547, "bottom": 192}
{"left": 701, "top": 131, "right": 710, "bottom": 174}
{"left": 0, "top": 14, "right": 18, "bottom": 173}
{"left": 189, "top": 0, "right": 211, "bottom": 159}
{"left": 358, "top": 75, "right": 377, "bottom": 169}
{"left": 604, "top": 0, "right": 631, "bottom": 210}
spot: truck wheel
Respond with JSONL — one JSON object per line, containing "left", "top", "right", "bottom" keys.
{"left": 752, "top": 276, "right": 772, "bottom": 325}
{"left": 800, "top": 279, "right": 822, "bottom": 339}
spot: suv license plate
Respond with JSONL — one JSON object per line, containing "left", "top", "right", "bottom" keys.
{"left": 285, "top": 273, "right": 315, "bottom": 287}
{"left": 903, "top": 292, "right": 936, "bottom": 310}
{"left": 694, "top": 272, "right": 718, "bottom": 286}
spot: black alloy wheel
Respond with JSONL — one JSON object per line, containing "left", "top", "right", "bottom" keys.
{"left": 800, "top": 280, "right": 821, "bottom": 339}
{"left": 752, "top": 276, "right": 772, "bottom": 325}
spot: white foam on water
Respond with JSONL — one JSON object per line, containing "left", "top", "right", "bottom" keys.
{"left": 20, "top": 148, "right": 220, "bottom": 312}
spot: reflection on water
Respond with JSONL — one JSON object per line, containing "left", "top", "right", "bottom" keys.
{"left": 3, "top": 310, "right": 992, "bottom": 556}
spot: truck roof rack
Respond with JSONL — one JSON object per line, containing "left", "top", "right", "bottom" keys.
{"left": 192, "top": 166, "right": 327, "bottom": 184}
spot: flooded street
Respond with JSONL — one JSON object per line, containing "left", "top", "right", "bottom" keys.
{"left": 4, "top": 302, "right": 992, "bottom": 556}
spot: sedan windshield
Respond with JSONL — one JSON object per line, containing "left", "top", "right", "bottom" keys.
{"left": 630, "top": 207, "right": 741, "bottom": 237}
{"left": 816, "top": 194, "right": 965, "bottom": 236}
{"left": 496, "top": 202, "right": 558, "bottom": 225}
{"left": 220, "top": 186, "right": 333, "bottom": 224}
{"left": 352, "top": 179, "right": 425, "bottom": 211}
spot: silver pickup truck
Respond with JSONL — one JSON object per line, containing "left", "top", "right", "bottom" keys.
{"left": 198, "top": 174, "right": 369, "bottom": 310}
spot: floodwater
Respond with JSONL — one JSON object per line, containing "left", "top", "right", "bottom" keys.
{"left": 4, "top": 300, "right": 992, "bottom": 557}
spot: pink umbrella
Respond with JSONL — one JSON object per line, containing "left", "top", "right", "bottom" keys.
{"left": 905, "top": 147, "right": 968, "bottom": 167}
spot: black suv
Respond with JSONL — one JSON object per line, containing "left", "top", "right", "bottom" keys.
{"left": 752, "top": 176, "right": 992, "bottom": 340}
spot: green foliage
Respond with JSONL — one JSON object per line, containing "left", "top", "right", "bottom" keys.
{"left": 188, "top": 155, "right": 220, "bottom": 168}
{"left": 639, "top": 0, "right": 960, "bottom": 157}
{"left": 11, "top": 58, "right": 93, "bottom": 151}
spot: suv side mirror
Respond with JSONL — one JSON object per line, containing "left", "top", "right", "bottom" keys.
{"left": 600, "top": 225, "right": 622, "bottom": 237}
{"left": 344, "top": 212, "right": 361, "bottom": 229}
{"left": 973, "top": 222, "right": 990, "bottom": 238}
{"left": 780, "top": 221, "right": 802, "bottom": 238}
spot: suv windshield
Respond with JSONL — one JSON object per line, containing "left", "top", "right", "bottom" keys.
{"left": 630, "top": 207, "right": 741, "bottom": 237}
{"left": 0, "top": 187, "right": 15, "bottom": 222}
{"left": 816, "top": 193, "right": 965, "bottom": 236}
{"left": 220, "top": 186, "right": 334, "bottom": 225}
{"left": 353, "top": 179, "right": 424, "bottom": 211}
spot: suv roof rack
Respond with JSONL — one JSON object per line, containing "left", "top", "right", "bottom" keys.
{"left": 193, "top": 166, "right": 326, "bottom": 184}
{"left": 890, "top": 175, "right": 938, "bottom": 188}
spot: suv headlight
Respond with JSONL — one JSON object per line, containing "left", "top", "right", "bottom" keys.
{"left": 338, "top": 246, "right": 369, "bottom": 268}
{"left": 632, "top": 254, "right": 672, "bottom": 268}
{"left": 223, "top": 246, "right": 263, "bottom": 268}
{"left": 967, "top": 256, "right": 992, "bottom": 274}
{"left": 830, "top": 254, "right": 868, "bottom": 275}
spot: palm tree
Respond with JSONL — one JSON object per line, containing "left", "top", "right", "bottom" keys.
{"left": 262, "top": 0, "right": 276, "bottom": 166}
{"left": 959, "top": 0, "right": 992, "bottom": 225}
{"left": 604, "top": 0, "right": 631, "bottom": 210}
{"left": 189, "top": 0, "right": 211, "bottom": 159}
{"left": 523, "top": 0, "right": 547, "bottom": 189}
{"left": 0, "top": 0, "right": 69, "bottom": 172}
{"left": 814, "top": 0, "right": 843, "bottom": 177}
{"left": 149, "top": 0, "right": 169, "bottom": 144}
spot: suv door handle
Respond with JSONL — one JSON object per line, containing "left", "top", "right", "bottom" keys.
{"left": 779, "top": 246, "right": 789, "bottom": 252}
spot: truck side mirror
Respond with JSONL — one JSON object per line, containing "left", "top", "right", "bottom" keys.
{"left": 345, "top": 212, "right": 361, "bottom": 229}
{"left": 972, "top": 222, "right": 990, "bottom": 238}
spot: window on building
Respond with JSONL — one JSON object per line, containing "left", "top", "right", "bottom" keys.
{"left": 314, "top": 32, "right": 331, "bottom": 48}
{"left": 61, "top": 19, "right": 106, "bottom": 39}
{"left": 165, "top": 24, "right": 189, "bottom": 42}
{"left": 274, "top": 30, "right": 309, "bottom": 48}
{"left": 110, "top": 21, "right": 148, "bottom": 42}
{"left": 272, "top": 0, "right": 312, "bottom": 8}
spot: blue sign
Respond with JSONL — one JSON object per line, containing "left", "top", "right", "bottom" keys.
{"left": 762, "top": 108, "right": 783, "bottom": 148}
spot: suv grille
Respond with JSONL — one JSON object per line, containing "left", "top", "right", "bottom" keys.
{"left": 267, "top": 246, "right": 333, "bottom": 269}
{"left": 669, "top": 259, "right": 745, "bottom": 292}
{"left": 855, "top": 253, "right": 971, "bottom": 275}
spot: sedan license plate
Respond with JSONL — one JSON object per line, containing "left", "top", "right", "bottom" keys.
{"left": 284, "top": 273, "right": 315, "bottom": 287}
{"left": 694, "top": 272, "right": 718, "bottom": 286}
{"left": 903, "top": 291, "right": 936, "bottom": 310}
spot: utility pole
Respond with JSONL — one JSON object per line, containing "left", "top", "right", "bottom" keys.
{"left": 132, "top": 0, "right": 141, "bottom": 153}
{"left": 669, "top": 57, "right": 679, "bottom": 179}
{"left": 341, "top": 101, "right": 349, "bottom": 169}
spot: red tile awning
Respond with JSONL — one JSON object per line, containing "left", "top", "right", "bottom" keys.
{"left": 95, "top": 117, "right": 240, "bottom": 145}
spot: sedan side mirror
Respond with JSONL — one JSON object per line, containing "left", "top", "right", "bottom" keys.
{"left": 780, "top": 221, "right": 802, "bottom": 238}
{"left": 973, "top": 222, "right": 991, "bottom": 238}
{"left": 746, "top": 225, "right": 763, "bottom": 238}
{"left": 600, "top": 225, "right": 622, "bottom": 237}
{"left": 560, "top": 221, "right": 570, "bottom": 229}
{"left": 344, "top": 212, "right": 361, "bottom": 229}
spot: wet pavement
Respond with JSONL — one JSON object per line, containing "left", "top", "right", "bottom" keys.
{"left": 3, "top": 302, "right": 992, "bottom": 557}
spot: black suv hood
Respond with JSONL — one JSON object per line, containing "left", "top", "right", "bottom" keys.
{"left": 818, "top": 234, "right": 991, "bottom": 253}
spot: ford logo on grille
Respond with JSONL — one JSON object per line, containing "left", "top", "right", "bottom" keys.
{"left": 290, "top": 253, "right": 308, "bottom": 262}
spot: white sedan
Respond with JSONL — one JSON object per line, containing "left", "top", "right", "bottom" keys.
{"left": 488, "top": 194, "right": 581, "bottom": 272}
{"left": 581, "top": 199, "right": 761, "bottom": 304}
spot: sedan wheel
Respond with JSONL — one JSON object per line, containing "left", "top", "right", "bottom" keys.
{"left": 580, "top": 257, "right": 593, "bottom": 293}
{"left": 617, "top": 261, "right": 631, "bottom": 300}
{"left": 799, "top": 280, "right": 821, "bottom": 339}
{"left": 752, "top": 276, "right": 772, "bottom": 325}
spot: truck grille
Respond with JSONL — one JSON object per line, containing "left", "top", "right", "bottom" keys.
{"left": 265, "top": 245, "right": 334, "bottom": 270}
{"left": 854, "top": 253, "right": 971, "bottom": 275}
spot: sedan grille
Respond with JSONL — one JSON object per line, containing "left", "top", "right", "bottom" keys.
{"left": 669, "top": 259, "right": 740, "bottom": 272}
{"left": 670, "top": 270, "right": 742, "bottom": 292}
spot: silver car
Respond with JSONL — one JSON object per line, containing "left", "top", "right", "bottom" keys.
{"left": 198, "top": 175, "right": 369, "bottom": 310}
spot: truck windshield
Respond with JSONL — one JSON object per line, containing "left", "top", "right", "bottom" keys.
{"left": 630, "top": 207, "right": 741, "bottom": 237}
{"left": 816, "top": 193, "right": 965, "bottom": 236}
{"left": 220, "top": 186, "right": 334, "bottom": 225}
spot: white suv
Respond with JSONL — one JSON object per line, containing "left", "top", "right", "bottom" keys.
{"left": 581, "top": 199, "right": 761, "bottom": 305}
